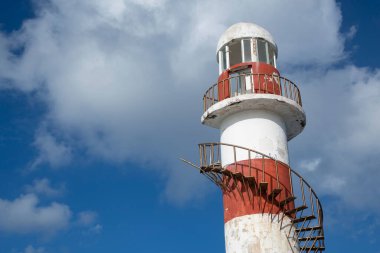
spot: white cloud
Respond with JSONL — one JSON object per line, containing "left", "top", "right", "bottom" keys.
{"left": 76, "top": 211, "right": 103, "bottom": 235}
{"left": 0, "top": 194, "right": 71, "bottom": 234}
{"left": 76, "top": 211, "right": 97, "bottom": 226}
{"left": 0, "top": 191, "right": 101, "bottom": 236}
{"left": 30, "top": 129, "right": 72, "bottom": 170}
{"left": 170, "top": 0, "right": 346, "bottom": 78}
{"left": 90, "top": 224, "right": 102, "bottom": 234}
{"left": 299, "top": 158, "right": 322, "bottom": 172}
{"left": 321, "top": 176, "right": 346, "bottom": 194}
{"left": 25, "top": 178, "right": 65, "bottom": 197}
{"left": 1, "top": 0, "right": 378, "bottom": 211}
{"left": 22, "top": 245, "right": 45, "bottom": 253}
{"left": 0, "top": 0, "right": 346, "bottom": 146}
{"left": 290, "top": 65, "right": 380, "bottom": 210}
{"left": 346, "top": 25, "right": 358, "bottom": 40}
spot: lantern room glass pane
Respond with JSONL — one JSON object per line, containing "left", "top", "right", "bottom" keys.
{"left": 229, "top": 40, "right": 242, "bottom": 66}
{"left": 268, "top": 45, "right": 275, "bottom": 66}
{"left": 257, "top": 39, "right": 267, "bottom": 64}
{"left": 222, "top": 49, "right": 227, "bottom": 70}
{"left": 243, "top": 39, "right": 252, "bottom": 62}
{"left": 218, "top": 49, "right": 228, "bottom": 72}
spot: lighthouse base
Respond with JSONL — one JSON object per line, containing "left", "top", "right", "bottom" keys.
{"left": 225, "top": 213, "right": 299, "bottom": 253}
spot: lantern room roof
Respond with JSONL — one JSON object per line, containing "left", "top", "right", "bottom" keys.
{"left": 216, "top": 22, "right": 278, "bottom": 55}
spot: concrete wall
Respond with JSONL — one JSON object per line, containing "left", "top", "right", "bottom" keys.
{"left": 225, "top": 214, "right": 299, "bottom": 253}
{"left": 220, "top": 109, "right": 289, "bottom": 165}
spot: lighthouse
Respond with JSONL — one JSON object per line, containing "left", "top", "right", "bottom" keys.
{"left": 183, "top": 22, "right": 326, "bottom": 253}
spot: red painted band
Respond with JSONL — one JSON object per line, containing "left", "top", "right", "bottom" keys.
{"left": 223, "top": 158, "right": 294, "bottom": 223}
{"left": 217, "top": 62, "right": 281, "bottom": 101}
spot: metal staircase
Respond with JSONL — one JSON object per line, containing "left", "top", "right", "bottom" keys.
{"left": 182, "top": 142, "right": 325, "bottom": 253}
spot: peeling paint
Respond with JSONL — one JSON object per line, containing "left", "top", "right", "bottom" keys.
{"left": 225, "top": 214, "right": 299, "bottom": 253}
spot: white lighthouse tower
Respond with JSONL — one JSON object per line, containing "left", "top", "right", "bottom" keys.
{"left": 184, "top": 22, "right": 326, "bottom": 253}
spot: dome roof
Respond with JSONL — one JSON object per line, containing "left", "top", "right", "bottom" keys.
{"left": 216, "top": 22, "right": 278, "bottom": 56}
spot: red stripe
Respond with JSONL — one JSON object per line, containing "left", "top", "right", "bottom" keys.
{"left": 223, "top": 159, "right": 294, "bottom": 223}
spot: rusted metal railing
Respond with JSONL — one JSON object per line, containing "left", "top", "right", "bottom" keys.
{"left": 196, "top": 142, "right": 325, "bottom": 252}
{"left": 203, "top": 73, "right": 302, "bottom": 112}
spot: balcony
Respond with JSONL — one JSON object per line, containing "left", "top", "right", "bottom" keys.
{"left": 203, "top": 73, "right": 302, "bottom": 112}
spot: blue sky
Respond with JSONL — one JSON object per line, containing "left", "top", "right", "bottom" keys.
{"left": 0, "top": 0, "right": 379, "bottom": 252}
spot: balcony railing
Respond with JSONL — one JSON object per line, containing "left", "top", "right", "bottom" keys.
{"left": 203, "top": 73, "right": 302, "bottom": 112}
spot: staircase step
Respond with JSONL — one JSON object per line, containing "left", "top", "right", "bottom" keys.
{"left": 246, "top": 176, "right": 257, "bottom": 187}
{"left": 268, "top": 188, "right": 282, "bottom": 200}
{"left": 292, "top": 215, "right": 316, "bottom": 224}
{"left": 201, "top": 164, "right": 222, "bottom": 172}
{"left": 301, "top": 246, "right": 325, "bottom": 251}
{"left": 232, "top": 171, "right": 244, "bottom": 179}
{"left": 296, "top": 226, "right": 322, "bottom": 233}
{"left": 221, "top": 170, "right": 233, "bottom": 176}
{"left": 200, "top": 166, "right": 211, "bottom": 173}
{"left": 298, "top": 235, "right": 324, "bottom": 242}
{"left": 246, "top": 176, "right": 256, "bottom": 182}
{"left": 211, "top": 165, "right": 222, "bottom": 172}
{"left": 279, "top": 196, "right": 296, "bottom": 207}
{"left": 285, "top": 205, "right": 308, "bottom": 215}
{"left": 259, "top": 182, "right": 268, "bottom": 192}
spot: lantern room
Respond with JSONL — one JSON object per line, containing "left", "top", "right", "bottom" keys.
{"left": 216, "top": 23, "right": 280, "bottom": 100}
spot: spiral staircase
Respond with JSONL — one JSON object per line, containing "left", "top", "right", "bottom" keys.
{"left": 182, "top": 143, "right": 325, "bottom": 253}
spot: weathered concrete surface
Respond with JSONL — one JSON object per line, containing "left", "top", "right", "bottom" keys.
{"left": 225, "top": 214, "right": 299, "bottom": 253}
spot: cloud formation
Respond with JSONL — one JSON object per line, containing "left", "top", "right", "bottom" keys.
{"left": 0, "top": 191, "right": 102, "bottom": 237}
{"left": 0, "top": 0, "right": 379, "bottom": 212}
{"left": 30, "top": 129, "right": 72, "bottom": 170}
{"left": 0, "top": 194, "right": 71, "bottom": 234}
{"left": 25, "top": 178, "right": 65, "bottom": 197}
{"left": 292, "top": 66, "right": 380, "bottom": 210}
{"left": 21, "top": 245, "right": 46, "bottom": 253}
{"left": 76, "top": 211, "right": 97, "bottom": 226}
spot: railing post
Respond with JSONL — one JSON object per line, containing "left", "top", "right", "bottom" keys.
{"left": 259, "top": 74, "right": 262, "bottom": 93}
{"left": 250, "top": 74, "right": 253, "bottom": 93}
{"left": 261, "top": 154, "right": 265, "bottom": 182}
{"left": 199, "top": 144, "right": 203, "bottom": 167}
{"left": 275, "top": 160, "right": 279, "bottom": 188}
{"left": 217, "top": 144, "right": 221, "bottom": 164}
{"left": 210, "top": 143, "right": 214, "bottom": 167}
{"left": 235, "top": 76, "right": 238, "bottom": 96}
{"left": 316, "top": 200, "right": 322, "bottom": 228}
{"left": 289, "top": 167, "right": 294, "bottom": 196}
{"left": 203, "top": 144, "right": 207, "bottom": 167}
{"left": 301, "top": 178, "right": 306, "bottom": 206}
{"left": 252, "top": 73, "right": 255, "bottom": 92}
{"left": 211, "top": 85, "right": 215, "bottom": 106}
{"left": 233, "top": 146, "right": 237, "bottom": 173}
{"left": 310, "top": 187, "right": 315, "bottom": 216}
{"left": 230, "top": 77, "right": 233, "bottom": 96}
{"left": 248, "top": 150, "right": 252, "bottom": 177}
{"left": 203, "top": 96, "right": 206, "bottom": 112}
{"left": 290, "top": 83, "right": 294, "bottom": 101}
{"left": 299, "top": 89, "right": 302, "bottom": 106}
{"left": 284, "top": 80, "right": 288, "bottom": 98}
{"left": 221, "top": 80, "right": 224, "bottom": 100}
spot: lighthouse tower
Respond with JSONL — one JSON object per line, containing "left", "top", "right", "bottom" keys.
{"left": 183, "top": 23, "right": 326, "bottom": 253}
